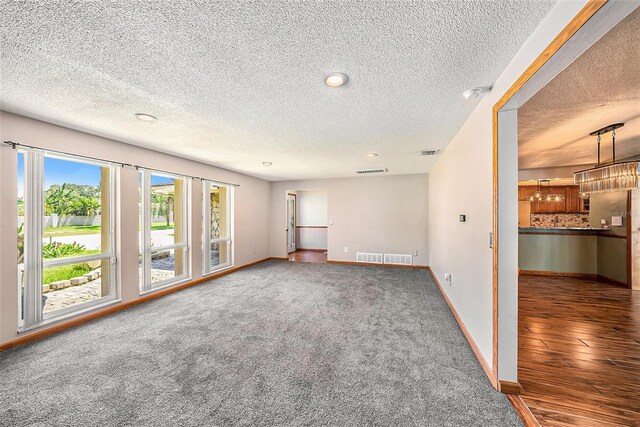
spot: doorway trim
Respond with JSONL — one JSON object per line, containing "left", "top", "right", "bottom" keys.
{"left": 491, "top": 0, "right": 607, "bottom": 391}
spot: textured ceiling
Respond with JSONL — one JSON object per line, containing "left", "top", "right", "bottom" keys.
{"left": 519, "top": 6, "right": 640, "bottom": 171}
{"left": 0, "top": 1, "right": 555, "bottom": 181}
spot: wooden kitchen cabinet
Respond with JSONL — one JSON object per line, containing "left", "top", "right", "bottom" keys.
{"left": 520, "top": 186, "right": 537, "bottom": 201}
{"left": 518, "top": 185, "right": 585, "bottom": 213}
{"left": 566, "top": 186, "right": 581, "bottom": 212}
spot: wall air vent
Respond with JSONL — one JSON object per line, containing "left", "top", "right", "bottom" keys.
{"left": 356, "top": 252, "right": 383, "bottom": 264}
{"left": 420, "top": 149, "right": 440, "bottom": 156}
{"left": 354, "top": 168, "right": 388, "bottom": 175}
{"left": 384, "top": 254, "right": 413, "bottom": 266}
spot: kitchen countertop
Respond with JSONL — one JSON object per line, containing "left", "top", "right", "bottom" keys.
{"left": 519, "top": 227, "right": 609, "bottom": 232}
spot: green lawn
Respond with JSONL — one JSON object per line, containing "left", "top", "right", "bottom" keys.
{"left": 45, "top": 249, "right": 101, "bottom": 260}
{"left": 44, "top": 225, "right": 101, "bottom": 237}
{"left": 44, "top": 223, "right": 174, "bottom": 237}
{"left": 43, "top": 263, "right": 92, "bottom": 284}
{"left": 149, "top": 223, "right": 175, "bottom": 231}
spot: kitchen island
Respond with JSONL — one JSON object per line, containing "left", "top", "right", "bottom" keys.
{"left": 519, "top": 226, "right": 627, "bottom": 285}
{"left": 519, "top": 226, "right": 608, "bottom": 235}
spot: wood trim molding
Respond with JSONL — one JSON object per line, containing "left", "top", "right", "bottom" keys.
{"left": 627, "top": 190, "right": 632, "bottom": 288}
{"left": 598, "top": 233, "right": 628, "bottom": 240}
{"left": 427, "top": 267, "right": 496, "bottom": 388}
{"left": 492, "top": 0, "right": 607, "bottom": 390}
{"left": 596, "top": 274, "right": 627, "bottom": 288}
{"left": 507, "top": 395, "right": 541, "bottom": 427}
{"left": 492, "top": 110, "right": 499, "bottom": 384}
{"left": 295, "top": 225, "right": 328, "bottom": 229}
{"left": 0, "top": 257, "right": 276, "bottom": 352}
{"left": 519, "top": 270, "right": 597, "bottom": 279}
{"left": 519, "top": 270, "right": 628, "bottom": 287}
{"left": 499, "top": 380, "right": 523, "bottom": 395}
{"left": 296, "top": 248, "right": 327, "bottom": 252}
{"left": 327, "top": 260, "right": 428, "bottom": 269}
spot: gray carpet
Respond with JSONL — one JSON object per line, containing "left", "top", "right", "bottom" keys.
{"left": 0, "top": 260, "right": 521, "bottom": 426}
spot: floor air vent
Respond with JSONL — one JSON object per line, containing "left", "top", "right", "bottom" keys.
{"left": 384, "top": 254, "right": 413, "bottom": 266}
{"left": 356, "top": 252, "right": 383, "bottom": 264}
{"left": 354, "top": 168, "right": 388, "bottom": 175}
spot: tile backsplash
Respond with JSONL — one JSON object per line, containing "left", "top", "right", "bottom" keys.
{"left": 530, "top": 213, "right": 589, "bottom": 228}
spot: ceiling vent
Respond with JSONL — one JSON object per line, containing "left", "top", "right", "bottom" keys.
{"left": 420, "top": 149, "right": 440, "bottom": 156}
{"left": 354, "top": 168, "right": 388, "bottom": 175}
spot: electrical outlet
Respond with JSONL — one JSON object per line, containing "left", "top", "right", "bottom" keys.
{"left": 344, "top": 246, "right": 349, "bottom": 253}
{"left": 413, "top": 250, "right": 418, "bottom": 256}
{"left": 444, "top": 273, "right": 452, "bottom": 285}
{"left": 253, "top": 247, "right": 257, "bottom": 253}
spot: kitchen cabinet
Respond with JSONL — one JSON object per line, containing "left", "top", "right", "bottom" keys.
{"left": 533, "top": 196, "right": 565, "bottom": 213}
{"left": 518, "top": 185, "right": 586, "bottom": 213}
{"left": 520, "top": 186, "right": 538, "bottom": 201}
{"left": 566, "top": 186, "right": 581, "bottom": 213}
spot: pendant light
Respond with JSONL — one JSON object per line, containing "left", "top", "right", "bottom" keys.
{"left": 528, "top": 179, "right": 563, "bottom": 202}
{"left": 574, "top": 123, "right": 639, "bottom": 193}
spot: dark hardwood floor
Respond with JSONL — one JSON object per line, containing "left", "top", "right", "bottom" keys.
{"left": 519, "top": 275, "right": 640, "bottom": 426}
{"left": 288, "top": 249, "right": 327, "bottom": 263}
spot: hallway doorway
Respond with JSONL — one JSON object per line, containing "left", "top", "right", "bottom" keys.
{"left": 285, "top": 189, "right": 328, "bottom": 263}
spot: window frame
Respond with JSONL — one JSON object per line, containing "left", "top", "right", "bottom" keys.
{"left": 202, "top": 180, "right": 234, "bottom": 275}
{"left": 18, "top": 149, "right": 117, "bottom": 330}
{"left": 139, "top": 170, "right": 190, "bottom": 293}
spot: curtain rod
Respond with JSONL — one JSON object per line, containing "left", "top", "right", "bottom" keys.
{"left": 3, "top": 140, "right": 240, "bottom": 187}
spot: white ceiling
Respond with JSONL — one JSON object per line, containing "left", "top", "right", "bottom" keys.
{"left": 0, "top": 1, "right": 555, "bottom": 181}
{"left": 519, "top": 6, "right": 640, "bottom": 171}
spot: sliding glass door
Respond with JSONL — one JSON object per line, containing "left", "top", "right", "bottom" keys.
{"left": 203, "top": 181, "right": 233, "bottom": 274}
{"left": 18, "top": 150, "right": 116, "bottom": 329}
{"left": 139, "top": 171, "right": 189, "bottom": 292}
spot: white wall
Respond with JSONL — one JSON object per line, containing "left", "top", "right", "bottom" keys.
{"left": 428, "top": 1, "right": 589, "bottom": 380}
{"left": 296, "top": 189, "right": 328, "bottom": 250}
{"left": 271, "top": 174, "right": 429, "bottom": 266}
{"left": 296, "top": 190, "right": 328, "bottom": 226}
{"left": 0, "top": 112, "right": 271, "bottom": 345}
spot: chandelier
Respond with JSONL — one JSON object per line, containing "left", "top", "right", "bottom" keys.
{"left": 529, "top": 179, "right": 564, "bottom": 202}
{"left": 574, "top": 123, "right": 639, "bottom": 193}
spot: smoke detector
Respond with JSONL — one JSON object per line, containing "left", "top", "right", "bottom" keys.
{"left": 463, "top": 86, "right": 491, "bottom": 100}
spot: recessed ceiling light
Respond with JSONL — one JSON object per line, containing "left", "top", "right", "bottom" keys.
{"left": 365, "top": 152, "right": 378, "bottom": 158}
{"left": 262, "top": 162, "right": 272, "bottom": 166}
{"left": 134, "top": 113, "right": 157, "bottom": 122}
{"left": 462, "top": 86, "right": 491, "bottom": 100}
{"left": 325, "top": 72, "right": 349, "bottom": 88}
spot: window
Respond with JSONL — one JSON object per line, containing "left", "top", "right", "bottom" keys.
{"left": 139, "top": 171, "right": 189, "bottom": 292}
{"left": 203, "top": 181, "right": 233, "bottom": 274}
{"left": 18, "top": 150, "right": 116, "bottom": 329}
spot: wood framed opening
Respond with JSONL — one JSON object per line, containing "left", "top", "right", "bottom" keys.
{"left": 493, "top": 1, "right": 640, "bottom": 424}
